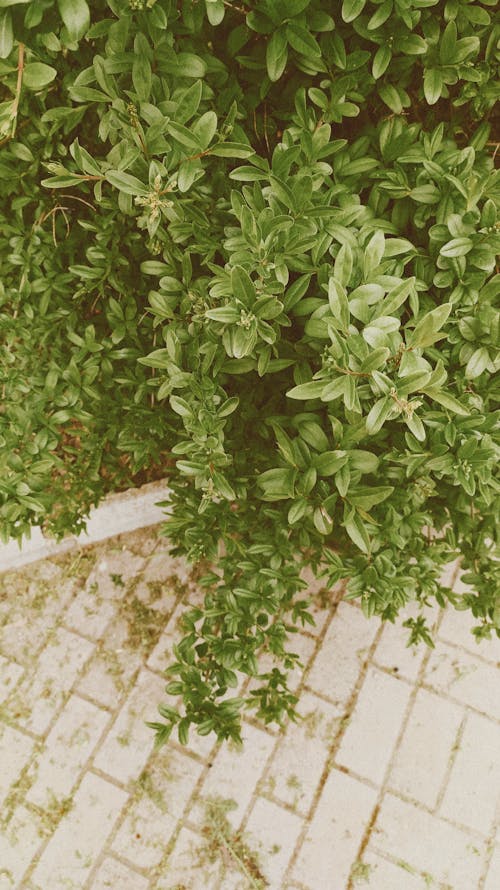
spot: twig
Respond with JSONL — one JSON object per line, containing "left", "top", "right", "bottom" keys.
{"left": 59, "top": 193, "right": 96, "bottom": 211}
{"left": 486, "top": 141, "right": 499, "bottom": 162}
{"left": 35, "top": 204, "right": 73, "bottom": 246}
{"left": 223, "top": 0, "right": 248, "bottom": 14}
{"left": 47, "top": 206, "right": 70, "bottom": 245}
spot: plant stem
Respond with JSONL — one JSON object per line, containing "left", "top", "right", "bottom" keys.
{"left": 9, "top": 42, "right": 25, "bottom": 139}
{"left": 333, "top": 364, "right": 370, "bottom": 378}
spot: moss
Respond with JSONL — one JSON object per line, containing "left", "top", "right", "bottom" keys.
{"left": 350, "top": 860, "right": 373, "bottom": 885}
{"left": 135, "top": 767, "right": 168, "bottom": 812}
{"left": 110, "top": 573, "right": 125, "bottom": 587}
{"left": 122, "top": 595, "right": 162, "bottom": 653}
{"left": 35, "top": 793, "right": 74, "bottom": 835}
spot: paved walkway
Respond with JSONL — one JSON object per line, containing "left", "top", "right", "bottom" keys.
{"left": 0, "top": 526, "right": 499, "bottom": 890}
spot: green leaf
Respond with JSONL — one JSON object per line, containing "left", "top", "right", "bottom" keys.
{"left": 465, "top": 347, "right": 489, "bottom": 379}
{"left": 397, "top": 370, "right": 432, "bottom": 394}
{"left": 192, "top": 110, "right": 218, "bottom": 149}
{"left": 283, "top": 274, "right": 311, "bottom": 311}
{"left": 320, "top": 377, "right": 348, "bottom": 402}
{"left": 336, "top": 463, "right": 351, "bottom": 497}
{"left": 313, "top": 506, "right": 333, "bottom": 535}
{"left": 409, "top": 184, "right": 440, "bottom": 204}
{"left": 212, "top": 470, "right": 236, "bottom": 500}
{"left": 378, "top": 84, "right": 403, "bottom": 114}
{"left": 297, "top": 421, "right": 329, "bottom": 452}
{"left": 288, "top": 498, "right": 308, "bottom": 525}
{"left": 383, "top": 239, "right": 415, "bottom": 258}
{"left": 342, "top": 0, "right": 366, "bottom": 23}
{"left": 178, "top": 159, "right": 200, "bottom": 193}
{"left": 0, "top": 9, "right": 13, "bottom": 59}
{"left": 41, "top": 174, "right": 89, "bottom": 188}
{"left": 439, "top": 21, "right": 457, "bottom": 65}
{"left": 423, "top": 389, "right": 468, "bottom": 415}
{"left": 254, "top": 297, "right": 281, "bottom": 322}
{"left": 308, "top": 87, "right": 328, "bottom": 110}
{"left": 229, "top": 167, "right": 269, "bottom": 182}
{"left": 57, "top": 0, "right": 90, "bottom": 41}
{"left": 372, "top": 44, "right": 391, "bottom": 79}
{"left": 269, "top": 175, "right": 296, "bottom": 211}
{"left": 348, "top": 485, "right": 393, "bottom": 510}
{"left": 350, "top": 450, "right": 379, "bottom": 474}
{"left": 454, "top": 36, "right": 479, "bottom": 64}
{"left": 68, "top": 85, "right": 110, "bottom": 103}
{"left": 257, "top": 468, "right": 296, "bottom": 501}
{"left": 210, "top": 142, "right": 254, "bottom": 158}
{"left": 363, "top": 325, "right": 394, "bottom": 349}
{"left": 364, "top": 230, "right": 385, "bottom": 274}
{"left": 360, "top": 347, "right": 390, "bottom": 372}
{"left": 405, "top": 413, "right": 426, "bottom": 441}
{"left": 138, "top": 349, "right": 170, "bottom": 369}
{"left": 328, "top": 279, "right": 349, "bottom": 329}
{"left": 284, "top": 0, "right": 311, "bottom": 15}
{"left": 175, "top": 80, "right": 203, "bottom": 123}
{"left": 440, "top": 238, "right": 473, "bottom": 258}
{"left": 408, "top": 303, "right": 451, "bottom": 349}
{"left": 205, "top": 0, "right": 225, "bottom": 26}
{"left": 132, "top": 55, "right": 152, "bottom": 102}
{"left": 344, "top": 511, "right": 370, "bottom": 553}
{"left": 313, "top": 451, "right": 348, "bottom": 476}
{"left": 170, "top": 396, "right": 192, "bottom": 417}
{"left": 160, "top": 53, "right": 206, "bottom": 78}
{"left": 177, "top": 718, "right": 189, "bottom": 746}
{"left": 287, "top": 381, "right": 325, "bottom": 400}
{"left": 266, "top": 28, "right": 288, "bottom": 82}
{"left": 272, "top": 425, "right": 296, "bottom": 464}
{"left": 333, "top": 243, "right": 353, "bottom": 288}
{"left": 176, "top": 460, "right": 205, "bottom": 476}
{"left": 231, "top": 266, "right": 254, "bottom": 306}
{"left": 168, "top": 121, "right": 201, "bottom": 150}
{"left": 367, "top": 0, "right": 391, "bottom": 29}
{"left": 23, "top": 63, "right": 57, "bottom": 90}
{"left": 423, "top": 69, "right": 443, "bottom": 105}
{"left": 218, "top": 396, "right": 239, "bottom": 418}
{"left": 206, "top": 306, "right": 240, "bottom": 323}
{"left": 341, "top": 157, "right": 378, "bottom": 176}
{"left": 366, "top": 397, "right": 392, "bottom": 435}
{"left": 105, "top": 171, "right": 149, "bottom": 196}
{"left": 234, "top": 326, "right": 258, "bottom": 358}
{"left": 140, "top": 261, "right": 170, "bottom": 275}
{"left": 148, "top": 292, "right": 175, "bottom": 319}
{"left": 400, "top": 34, "right": 428, "bottom": 55}
{"left": 286, "top": 21, "right": 320, "bottom": 56}
{"left": 349, "top": 284, "right": 385, "bottom": 322}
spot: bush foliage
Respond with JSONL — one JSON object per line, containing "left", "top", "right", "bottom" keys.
{"left": 0, "top": 0, "right": 499, "bottom": 743}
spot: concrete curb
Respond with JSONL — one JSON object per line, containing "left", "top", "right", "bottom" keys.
{"left": 0, "top": 479, "right": 169, "bottom": 573}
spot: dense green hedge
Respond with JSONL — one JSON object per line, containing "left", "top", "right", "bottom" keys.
{"left": 0, "top": 0, "right": 499, "bottom": 743}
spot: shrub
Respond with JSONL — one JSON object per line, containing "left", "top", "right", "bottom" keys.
{"left": 0, "top": 0, "right": 499, "bottom": 744}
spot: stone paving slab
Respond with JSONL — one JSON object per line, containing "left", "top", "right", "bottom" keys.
{"left": 0, "top": 526, "right": 499, "bottom": 890}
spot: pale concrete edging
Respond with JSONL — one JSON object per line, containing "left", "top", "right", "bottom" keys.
{"left": 0, "top": 479, "right": 169, "bottom": 573}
